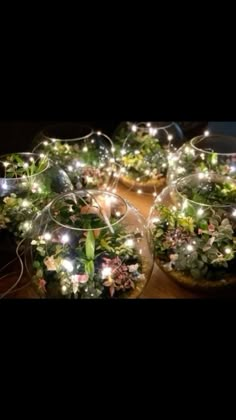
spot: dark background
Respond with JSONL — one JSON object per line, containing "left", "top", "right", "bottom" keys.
{"left": 0, "top": 121, "right": 209, "bottom": 155}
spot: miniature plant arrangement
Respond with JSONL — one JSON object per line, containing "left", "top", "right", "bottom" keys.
{"left": 113, "top": 122, "right": 184, "bottom": 195}
{"left": 0, "top": 152, "right": 73, "bottom": 240}
{"left": 32, "top": 123, "right": 117, "bottom": 191}
{"left": 26, "top": 190, "right": 153, "bottom": 298}
{"left": 167, "top": 133, "right": 236, "bottom": 184}
{"left": 148, "top": 173, "right": 236, "bottom": 291}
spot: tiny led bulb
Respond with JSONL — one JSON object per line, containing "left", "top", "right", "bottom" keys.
{"left": 44, "top": 232, "right": 52, "bottom": 241}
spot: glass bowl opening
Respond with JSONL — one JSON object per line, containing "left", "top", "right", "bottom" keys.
{"left": 176, "top": 173, "right": 236, "bottom": 208}
{"left": 41, "top": 123, "right": 94, "bottom": 142}
{"left": 0, "top": 152, "right": 50, "bottom": 180}
{"left": 49, "top": 190, "right": 128, "bottom": 231}
{"left": 191, "top": 134, "right": 236, "bottom": 155}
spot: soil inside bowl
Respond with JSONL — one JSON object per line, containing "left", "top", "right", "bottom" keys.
{"left": 156, "top": 257, "right": 236, "bottom": 294}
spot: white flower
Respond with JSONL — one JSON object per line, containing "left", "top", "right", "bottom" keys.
{"left": 128, "top": 263, "right": 139, "bottom": 273}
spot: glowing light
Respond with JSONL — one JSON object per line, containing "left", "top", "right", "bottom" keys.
{"left": 22, "top": 200, "right": 30, "bottom": 208}
{"left": 68, "top": 165, "right": 73, "bottom": 172}
{"left": 177, "top": 167, "right": 185, "bottom": 175}
{"left": 23, "top": 162, "right": 29, "bottom": 169}
{"left": 121, "top": 149, "right": 126, "bottom": 156}
{"left": 172, "top": 206, "right": 177, "bottom": 211}
{"left": 76, "top": 161, "right": 81, "bottom": 168}
{"left": 97, "top": 131, "right": 102, "bottom": 136}
{"left": 40, "top": 153, "right": 46, "bottom": 158}
{"left": 197, "top": 208, "right": 204, "bottom": 216}
{"left": 230, "top": 166, "right": 236, "bottom": 173}
{"left": 101, "top": 267, "right": 112, "bottom": 279}
{"left": 131, "top": 124, "right": 137, "bottom": 132}
{"left": 204, "top": 130, "right": 210, "bottom": 137}
{"left": 115, "top": 211, "right": 121, "bottom": 217}
{"left": 52, "top": 138, "right": 57, "bottom": 143}
{"left": 44, "top": 232, "right": 52, "bottom": 241}
{"left": 232, "top": 209, "right": 236, "bottom": 217}
{"left": 146, "top": 122, "right": 151, "bottom": 127}
{"left": 136, "top": 177, "right": 141, "bottom": 182}
{"left": 149, "top": 127, "right": 157, "bottom": 136}
{"left": 152, "top": 217, "right": 160, "bottom": 224}
{"left": 110, "top": 158, "right": 115, "bottom": 163}
{"left": 61, "top": 259, "right": 74, "bottom": 272}
{"left": 2, "top": 182, "right": 7, "bottom": 190}
{"left": 29, "top": 157, "right": 35, "bottom": 162}
{"left": 198, "top": 172, "right": 205, "bottom": 179}
{"left": 23, "top": 221, "right": 31, "bottom": 230}
{"left": 200, "top": 153, "right": 205, "bottom": 160}
{"left": 134, "top": 150, "right": 140, "bottom": 155}
{"left": 186, "top": 244, "right": 194, "bottom": 252}
{"left": 112, "top": 188, "right": 117, "bottom": 193}
{"left": 168, "top": 134, "right": 173, "bottom": 141}
{"left": 162, "top": 163, "right": 167, "bottom": 168}
{"left": 3, "top": 162, "right": 9, "bottom": 167}
{"left": 225, "top": 247, "right": 232, "bottom": 255}
{"left": 212, "top": 156, "right": 217, "bottom": 165}
{"left": 43, "top": 141, "right": 48, "bottom": 146}
{"left": 125, "top": 238, "right": 134, "bottom": 247}
{"left": 145, "top": 169, "right": 150, "bottom": 175}
{"left": 120, "top": 168, "right": 126, "bottom": 173}
{"left": 83, "top": 146, "right": 88, "bottom": 152}
{"left": 185, "top": 146, "right": 190, "bottom": 153}
{"left": 91, "top": 139, "right": 95, "bottom": 144}
{"left": 61, "top": 285, "right": 67, "bottom": 293}
{"left": 137, "top": 189, "right": 142, "bottom": 194}
{"left": 111, "top": 147, "right": 115, "bottom": 153}
{"left": 61, "top": 234, "right": 70, "bottom": 244}
{"left": 153, "top": 192, "right": 157, "bottom": 197}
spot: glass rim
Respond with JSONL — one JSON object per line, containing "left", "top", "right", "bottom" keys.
{"left": 48, "top": 190, "right": 129, "bottom": 231}
{"left": 175, "top": 173, "right": 236, "bottom": 208}
{"left": 190, "top": 134, "right": 236, "bottom": 156}
{"left": 0, "top": 152, "right": 50, "bottom": 180}
{"left": 40, "top": 123, "right": 94, "bottom": 142}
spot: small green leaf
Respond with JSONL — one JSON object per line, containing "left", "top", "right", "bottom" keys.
{"left": 85, "top": 230, "right": 95, "bottom": 260}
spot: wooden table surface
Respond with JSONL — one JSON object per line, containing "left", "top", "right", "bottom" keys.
{"left": 1, "top": 182, "right": 236, "bottom": 299}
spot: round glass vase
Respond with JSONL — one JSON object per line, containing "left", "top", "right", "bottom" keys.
{"left": 148, "top": 173, "right": 236, "bottom": 292}
{"left": 115, "top": 122, "right": 184, "bottom": 194}
{"left": 26, "top": 190, "right": 154, "bottom": 299}
{"left": 167, "top": 133, "right": 236, "bottom": 185}
{"left": 32, "top": 123, "right": 116, "bottom": 191}
{"left": 0, "top": 152, "right": 73, "bottom": 241}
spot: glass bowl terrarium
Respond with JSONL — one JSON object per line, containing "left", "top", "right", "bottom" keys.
{"left": 26, "top": 190, "right": 153, "bottom": 298}
{"left": 148, "top": 173, "right": 236, "bottom": 292}
{"left": 32, "top": 123, "right": 116, "bottom": 191}
{"left": 0, "top": 152, "right": 72, "bottom": 240}
{"left": 167, "top": 133, "right": 236, "bottom": 184}
{"left": 114, "top": 122, "right": 184, "bottom": 194}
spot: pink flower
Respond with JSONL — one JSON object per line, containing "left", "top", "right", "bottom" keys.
{"left": 77, "top": 274, "right": 89, "bottom": 284}
{"left": 38, "top": 278, "right": 46, "bottom": 292}
{"left": 208, "top": 224, "right": 215, "bottom": 232}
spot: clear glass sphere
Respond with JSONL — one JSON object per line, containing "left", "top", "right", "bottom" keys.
{"left": 167, "top": 133, "right": 236, "bottom": 184}
{"left": 0, "top": 152, "right": 72, "bottom": 239}
{"left": 32, "top": 123, "right": 115, "bottom": 190}
{"left": 26, "top": 190, "right": 153, "bottom": 298}
{"left": 148, "top": 173, "right": 236, "bottom": 292}
{"left": 113, "top": 121, "right": 184, "bottom": 194}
